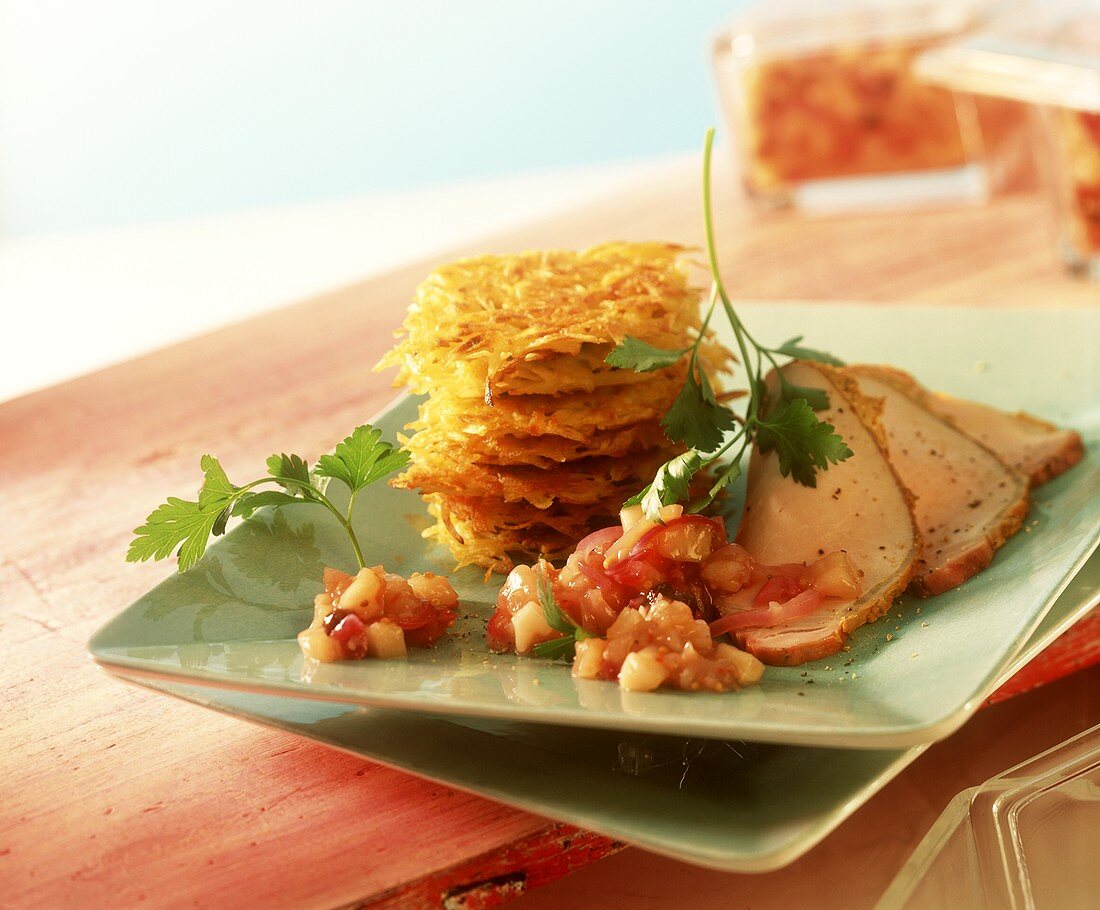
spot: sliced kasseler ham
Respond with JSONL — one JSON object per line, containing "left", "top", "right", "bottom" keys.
{"left": 729, "top": 362, "right": 919, "bottom": 665}
{"left": 847, "top": 366, "right": 1030, "bottom": 598}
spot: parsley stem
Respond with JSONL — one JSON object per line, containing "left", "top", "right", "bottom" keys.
{"left": 701, "top": 424, "right": 750, "bottom": 470}
{"left": 701, "top": 129, "right": 762, "bottom": 424}
{"left": 720, "top": 299, "right": 759, "bottom": 417}
{"left": 686, "top": 284, "right": 720, "bottom": 385}
{"left": 609, "top": 128, "right": 852, "bottom": 519}
{"left": 700, "top": 128, "right": 726, "bottom": 307}
{"left": 697, "top": 284, "right": 719, "bottom": 345}
{"left": 242, "top": 477, "right": 367, "bottom": 570}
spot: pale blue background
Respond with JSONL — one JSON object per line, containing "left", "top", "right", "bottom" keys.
{"left": 0, "top": 0, "right": 745, "bottom": 237}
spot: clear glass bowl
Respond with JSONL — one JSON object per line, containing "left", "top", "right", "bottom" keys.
{"left": 877, "top": 721, "right": 1100, "bottom": 910}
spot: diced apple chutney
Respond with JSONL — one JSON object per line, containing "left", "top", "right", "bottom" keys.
{"left": 298, "top": 566, "right": 457, "bottom": 662}
{"left": 489, "top": 502, "right": 860, "bottom": 689}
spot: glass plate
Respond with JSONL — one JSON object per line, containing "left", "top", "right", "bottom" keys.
{"left": 106, "top": 551, "right": 1100, "bottom": 872}
{"left": 90, "top": 304, "right": 1100, "bottom": 749}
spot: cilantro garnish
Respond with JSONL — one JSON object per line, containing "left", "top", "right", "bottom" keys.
{"left": 127, "top": 425, "right": 408, "bottom": 572}
{"left": 607, "top": 128, "right": 851, "bottom": 517}
{"left": 531, "top": 573, "right": 592, "bottom": 661}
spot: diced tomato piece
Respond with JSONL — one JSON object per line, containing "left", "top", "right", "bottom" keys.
{"left": 576, "top": 526, "right": 623, "bottom": 560}
{"left": 405, "top": 610, "right": 455, "bottom": 648}
{"left": 388, "top": 600, "right": 435, "bottom": 630}
{"left": 576, "top": 558, "right": 632, "bottom": 611}
{"left": 605, "top": 553, "right": 672, "bottom": 591}
{"left": 323, "top": 566, "right": 355, "bottom": 598}
{"left": 486, "top": 606, "right": 515, "bottom": 652}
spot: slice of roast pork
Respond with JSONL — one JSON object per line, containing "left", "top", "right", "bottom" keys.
{"left": 921, "top": 391, "right": 1083, "bottom": 488}
{"left": 730, "top": 362, "right": 919, "bottom": 666}
{"left": 848, "top": 366, "right": 1030, "bottom": 599}
{"left": 851, "top": 366, "right": 1082, "bottom": 487}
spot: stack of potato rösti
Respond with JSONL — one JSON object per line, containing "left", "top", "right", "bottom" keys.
{"left": 377, "top": 242, "right": 730, "bottom": 572}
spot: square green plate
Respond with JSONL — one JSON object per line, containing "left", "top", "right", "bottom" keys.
{"left": 105, "top": 552, "right": 1099, "bottom": 872}
{"left": 90, "top": 305, "right": 1100, "bottom": 750}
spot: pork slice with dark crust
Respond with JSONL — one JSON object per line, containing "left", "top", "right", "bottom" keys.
{"left": 730, "top": 362, "right": 919, "bottom": 666}
{"left": 847, "top": 366, "right": 1030, "bottom": 599}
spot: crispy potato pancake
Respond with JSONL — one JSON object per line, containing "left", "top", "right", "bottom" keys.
{"left": 411, "top": 379, "right": 675, "bottom": 441}
{"left": 396, "top": 448, "right": 676, "bottom": 508}
{"left": 406, "top": 349, "right": 727, "bottom": 442}
{"left": 377, "top": 242, "right": 709, "bottom": 397}
{"left": 401, "top": 421, "right": 667, "bottom": 468}
{"left": 424, "top": 510, "right": 578, "bottom": 570}
{"left": 425, "top": 495, "right": 619, "bottom": 570}
{"left": 378, "top": 242, "right": 730, "bottom": 570}
{"left": 430, "top": 493, "right": 625, "bottom": 536}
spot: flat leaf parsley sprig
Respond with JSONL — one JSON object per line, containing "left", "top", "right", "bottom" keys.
{"left": 127, "top": 425, "right": 409, "bottom": 572}
{"left": 607, "top": 128, "right": 853, "bottom": 518}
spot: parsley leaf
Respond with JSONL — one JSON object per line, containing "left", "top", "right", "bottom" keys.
{"left": 128, "top": 495, "right": 225, "bottom": 571}
{"left": 231, "top": 490, "right": 303, "bottom": 519}
{"left": 691, "top": 457, "right": 743, "bottom": 513}
{"left": 772, "top": 336, "right": 845, "bottom": 367}
{"left": 778, "top": 378, "right": 831, "bottom": 412}
{"left": 623, "top": 128, "right": 853, "bottom": 514}
{"left": 635, "top": 450, "right": 705, "bottom": 518}
{"left": 199, "top": 454, "right": 238, "bottom": 504}
{"left": 129, "top": 423, "right": 407, "bottom": 573}
{"left": 531, "top": 573, "right": 592, "bottom": 661}
{"left": 231, "top": 452, "right": 324, "bottom": 518}
{"left": 605, "top": 336, "right": 690, "bottom": 372}
{"left": 661, "top": 370, "right": 737, "bottom": 452}
{"left": 315, "top": 425, "right": 410, "bottom": 494}
{"left": 537, "top": 573, "right": 575, "bottom": 636}
{"left": 756, "top": 399, "right": 853, "bottom": 487}
{"left": 267, "top": 453, "right": 313, "bottom": 490}
{"left": 532, "top": 636, "right": 579, "bottom": 661}
{"left": 128, "top": 455, "right": 240, "bottom": 571}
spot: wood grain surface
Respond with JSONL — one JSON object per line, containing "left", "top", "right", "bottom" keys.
{"left": 2, "top": 155, "right": 1096, "bottom": 909}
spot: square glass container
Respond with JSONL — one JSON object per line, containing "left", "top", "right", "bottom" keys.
{"left": 711, "top": 0, "right": 990, "bottom": 212}
{"left": 917, "top": 4, "right": 1100, "bottom": 279}
{"left": 876, "top": 722, "right": 1100, "bottom": 910}
{"left": 1045, "top": 107, "right": 1100, "bottom": 277}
